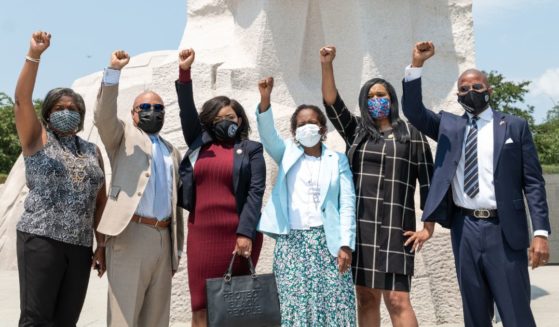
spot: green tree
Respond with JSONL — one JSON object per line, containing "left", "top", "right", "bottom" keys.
{"left": 534, "top": 104, "right": 559, "bottom": 165}
{"left": 486, "top": 71, "right": 535, "bottom": 129}
{"left": 0, "top": 92, "right": 42, "bottom": 174}
{"left": 0, "top": 92, "right": 20, "bottom": 174}
{"left": 546, "top": 103, "right": 559, "bottom": 121}
{"left": 476, "top": 71, "right": 558, "bottom": 166}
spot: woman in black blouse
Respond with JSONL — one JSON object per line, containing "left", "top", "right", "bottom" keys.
{"left": 320, "top": 46, "right": 434, "bottom": 327}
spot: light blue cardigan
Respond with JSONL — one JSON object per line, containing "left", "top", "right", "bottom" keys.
{"left": 256, "top": 107, "right": 356, "bottom": 257}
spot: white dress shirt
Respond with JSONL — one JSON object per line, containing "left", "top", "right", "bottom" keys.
{"left": 452, "top": 109, "right": 497, "bottom": 210}
{"left": 404, "top": 65, "right": 548, "bottom": 238}
{"left": 286, "top": 154, "right": 324, "bottom": 230}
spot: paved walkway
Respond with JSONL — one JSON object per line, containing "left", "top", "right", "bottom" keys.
{"left": 1, "top": 266, "right": 557, "bottom": 326}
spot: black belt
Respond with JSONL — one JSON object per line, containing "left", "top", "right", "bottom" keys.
{"left": 459, "top": 207, "right": 498, "bottom": 219}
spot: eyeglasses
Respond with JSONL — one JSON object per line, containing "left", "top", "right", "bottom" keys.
{"left": 135, "top": 103, "right": 165, "bottom": 112}
{"left": 458, "top": 83, "right": 487, "bottom": 95}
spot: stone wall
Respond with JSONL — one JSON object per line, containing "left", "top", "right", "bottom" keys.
{"left": 544, "top": 174, "right": 559, "bottom": 264}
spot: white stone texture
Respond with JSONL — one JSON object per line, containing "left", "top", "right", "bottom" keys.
{"left": 0, "top": 0, "right": 475, "bottom": 324}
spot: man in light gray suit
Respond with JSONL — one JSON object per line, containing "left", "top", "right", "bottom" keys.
{"left": 94, "top": 50, "right": 184, "bottom": 327}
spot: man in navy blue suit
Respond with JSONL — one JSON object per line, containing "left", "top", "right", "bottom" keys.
{"left": 402, "top": 42, "right": 551, "bottom": 327}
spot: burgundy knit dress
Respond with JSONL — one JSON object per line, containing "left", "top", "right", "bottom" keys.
{"left": 186, "top": 142, "right": 263, "bottom": 311}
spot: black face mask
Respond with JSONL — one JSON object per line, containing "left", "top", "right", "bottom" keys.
{"left": 458, "top": 90, "right": 490, "bottom": 116}
{"left": 138, "top": 110, "right": 164, "bottom": 134}
{"left": 212, "top": 119, "right": 238, "bottom": 141}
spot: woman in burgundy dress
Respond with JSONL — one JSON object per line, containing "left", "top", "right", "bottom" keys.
{"left": 175, "top": 49, "right": 266, "bottom": 327}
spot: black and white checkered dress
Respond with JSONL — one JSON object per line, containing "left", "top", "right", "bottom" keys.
{"left": 324, "top": 94, "right": 433, "bottom": 291}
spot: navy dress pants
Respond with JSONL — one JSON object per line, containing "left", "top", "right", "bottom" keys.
{"left": 450, "top": 215, "right": 536, "bottom": 327}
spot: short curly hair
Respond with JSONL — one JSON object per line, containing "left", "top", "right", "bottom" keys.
{"left": 41, "top": 88, "right": 86, "bottom": 132}
{"left": 289, "top": 104, "right": 328, "bottom": 135}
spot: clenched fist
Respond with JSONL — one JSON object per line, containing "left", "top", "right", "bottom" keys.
{"left": 110, "top": 50, "right": 130, "bottom": 70}
{"left": 412, "top": 41, "right": 435, "bottom": 67}
{"left": 28, "top": 31, "right": 51, "bottom": 59}
{"left": 320, "top": 46, "right": 336, "bottom": 64}
{"left": 258, "top": 77, "right": 274, "bottom": 112}
{"left": 179, "top": 49, "right": 195, "bottom": 70}
{"left": 258, "top": 77, "right": 274, "bottom": 99}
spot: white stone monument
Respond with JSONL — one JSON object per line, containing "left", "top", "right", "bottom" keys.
{"left": 0, "top": 0, "right": 475, "bottom": 324}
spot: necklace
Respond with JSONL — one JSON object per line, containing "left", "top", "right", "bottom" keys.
{"left": 57, "top": 135, "right": 88, "bottom": 192}
{"left": 302, "top": 155, "right": 321, "bottom": 208}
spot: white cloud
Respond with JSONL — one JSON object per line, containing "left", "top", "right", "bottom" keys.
{"left": 531, "top": 68, "right": 559, "bottom": 101}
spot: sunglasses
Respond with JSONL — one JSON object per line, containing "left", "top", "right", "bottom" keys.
{"left": 135, "top": 103, "right": 165, "bottom": 112}
{"left": 458, "top": 83, "right": 487, "bottom": 95}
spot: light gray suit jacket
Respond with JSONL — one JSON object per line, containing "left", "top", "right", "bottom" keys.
{"left": 94, "top": 84, "right": 184, "bottom": 270}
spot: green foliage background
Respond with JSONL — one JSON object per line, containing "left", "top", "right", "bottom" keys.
{"left": 0, "top": 92, "right": 42, "bottom": 175}
{"left": 486, "top": 72, "right": 558, "bottom": 167}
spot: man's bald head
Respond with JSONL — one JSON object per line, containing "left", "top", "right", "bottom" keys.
{"left": 456, "top": 68, "right": 493, "bottom": 115}
{"left": 133, "top": 91, "right": 164, "bottom": 109}
{"left": 131, "top": 90, "right": 165, "bottom": 127}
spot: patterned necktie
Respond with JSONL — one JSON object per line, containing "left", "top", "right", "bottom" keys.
{"left": 150, "top": 135, "right": 170, "bottom": 219}
{"left": 464, "top": 116, "right": 479, "bottom": 198}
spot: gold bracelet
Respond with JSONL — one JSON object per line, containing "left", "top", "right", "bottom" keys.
{"left": 25, "top": 55, "right": 40, "bottom": 63}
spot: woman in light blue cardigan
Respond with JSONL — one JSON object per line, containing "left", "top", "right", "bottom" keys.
{"left": 256, "top": 77, "right": 357, "bottom": 326}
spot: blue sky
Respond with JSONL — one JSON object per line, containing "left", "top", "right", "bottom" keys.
{"left": 473, "top": 0, "right": 559, "bottom": 122}
{"left": 1, "top": 0, "right": 558, "bottom": 123}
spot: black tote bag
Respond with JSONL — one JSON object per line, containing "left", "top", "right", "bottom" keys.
{"left": 206, "top": 254, "right": 281, "bottom": 327}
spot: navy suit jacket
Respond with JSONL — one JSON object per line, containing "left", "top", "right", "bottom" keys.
{"left": 175, "top": 81, "right": 266, "bottom": 239}
{"left": 402, "top": 77, "right": 550, "bottom": 250}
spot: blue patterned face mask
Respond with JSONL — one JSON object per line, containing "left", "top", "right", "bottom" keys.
{"left": 367, "top": 98, "right": 391, "bottom": 119}
{"left": 49, "top": 109, "right": 81, "bottom": 134}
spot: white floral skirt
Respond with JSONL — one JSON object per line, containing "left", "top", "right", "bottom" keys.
{"left": 273, "top": 227, "right": 356, "bottom": 327}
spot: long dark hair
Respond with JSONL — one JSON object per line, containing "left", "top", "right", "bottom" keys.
{"left": 358, "top": 78, "right": 409, "bottom": 143}
{"left": 199, "top": 96, "right": 251, "bottom": 140}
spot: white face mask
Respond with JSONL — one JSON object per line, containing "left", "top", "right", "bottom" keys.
{"left": 295, "top": 124, "right": 322, "bottom": 148}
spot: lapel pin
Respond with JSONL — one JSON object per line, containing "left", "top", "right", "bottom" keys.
{"left": 236, "top": 149, "right": 243, "bottom": 155}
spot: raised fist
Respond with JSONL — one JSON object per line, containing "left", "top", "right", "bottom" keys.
{"left": 320, "top": 46, "right": 336, "bottom": 64}
{"left": 179, "top": 49, "right": 195, "bottom": 70}
{"left": 29, "top": 31, "right": 51, "bottom": 58}
{"left": 412, "top": 41, "right": 435, "bottom": 67}
{"left": 110, "top": 50, "right": 130, "bottom": 70}
{"left": 258, "top": 77, "right": 274, "bottom": 99}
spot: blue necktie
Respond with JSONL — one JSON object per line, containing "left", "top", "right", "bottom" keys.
{"left": 464, "top": 117, "right": 479, "bottom": 198}
{"left": 150, "top": 135, "right": 170, "bottom": 219}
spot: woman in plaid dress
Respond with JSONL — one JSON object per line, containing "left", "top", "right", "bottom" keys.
{"left": 320, "top": 46, "right": 434, "bottom": 327}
